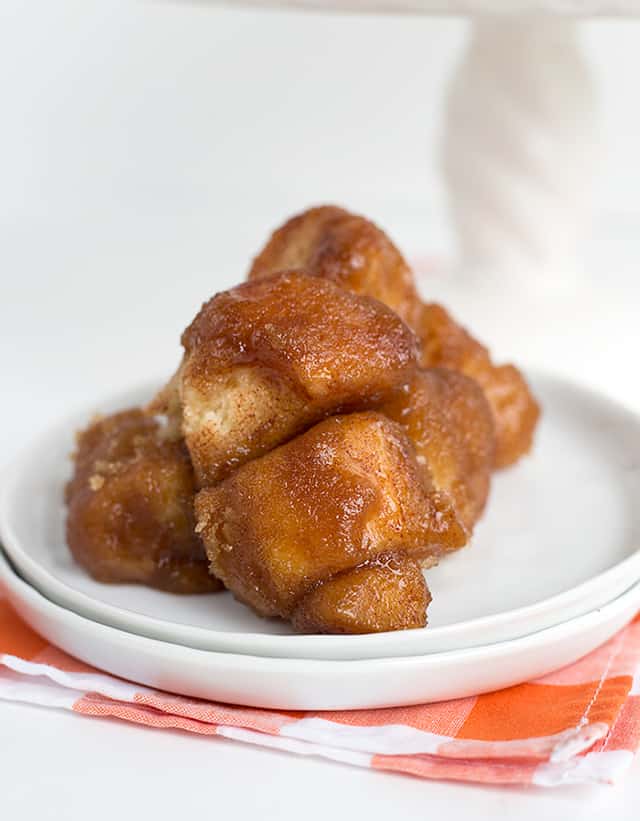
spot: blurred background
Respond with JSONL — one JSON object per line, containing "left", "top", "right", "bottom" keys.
{"left": 1, "top": 0, "right": 639, "bottom": 461}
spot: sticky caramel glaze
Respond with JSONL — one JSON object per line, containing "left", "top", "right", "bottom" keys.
{"left": 382, "top": 369, "right": 495, "bottom": 532}
{"left": 66, "top": 409, "right": 222, "bottom": 594}
{"left": 248, "top": 205, "right": 540, "bottom": 469}
{"left": 157, "top": 271, "right": 418, "bottom": 487}
{"left": 247, "top": 205, "right": 420, "bottom": 324}
{"left": 291, "top": 554, "right": 431, "bottom": 634}
{"left": 195, "top": 412, "right": 466, "bottom": 632}
{"left": 412, "top": 303, "right": 540, "bottom": 469}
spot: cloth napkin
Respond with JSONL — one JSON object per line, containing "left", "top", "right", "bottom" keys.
{"left": 1, "top": 597, "right": 639, "bottom": 788}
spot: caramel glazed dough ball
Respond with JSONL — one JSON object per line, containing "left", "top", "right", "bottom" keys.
{"left": 247, "top": 205, "right": 540, "bottom": 469}
{"left": 382, "top": 368, "right": 496, "bottom": 533}
{"left": 151, "top": 270, "right": 418, "bottom": 488}
{"left": 195, "top": 412, "right": 467, "bottom": 634}
{"left": 66, "top": 409, "right": 223, "bottom": 594}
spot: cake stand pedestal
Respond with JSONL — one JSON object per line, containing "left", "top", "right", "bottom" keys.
{"left": 212, "top": 1, "right": 639, "bottom": 299}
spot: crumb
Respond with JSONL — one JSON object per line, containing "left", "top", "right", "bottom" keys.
{"left": 88, "top": 474, "right": 105, "bottom": 491}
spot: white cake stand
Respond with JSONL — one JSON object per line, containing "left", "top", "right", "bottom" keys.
{"left": 212, "top": 1, "right": 640, "bottom": 297}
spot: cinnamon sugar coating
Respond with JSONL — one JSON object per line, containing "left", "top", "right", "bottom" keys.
{"left": 412, "top": 303, "right": 540, "bottom": 468}
{"left": 66, "top": 409, "right": 222, "bottom": 594}
{"left": 195, "top": 412, "right": 466, "bottom": 631}
{"left": 248, "top": 205, "right": 419, "bottom": 324}
{"left": 291, "top": 554, "right": 431, "bottom": 634}
{"left": 383, "top": 368, "right": 495, "bottom": 531}
{"left": 249, "top": 205, "right": 540, "bottom": 468}
{"left": 156, "top": 271, "right": 418, "bottom": 487}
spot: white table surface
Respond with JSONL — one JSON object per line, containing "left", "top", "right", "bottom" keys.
{"left": 2, "top": 1, "right": 640, "bottom": 817}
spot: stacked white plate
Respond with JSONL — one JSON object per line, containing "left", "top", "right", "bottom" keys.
{"left": 2, "top": 371, "right": 640, "bottom": 710}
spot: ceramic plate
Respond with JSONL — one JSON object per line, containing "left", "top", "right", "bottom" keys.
{"left": 2, "top": 548, "right": 639, "bottom": 710}
{"left": 2, "top": 372, "right": 640, "bottom": 660}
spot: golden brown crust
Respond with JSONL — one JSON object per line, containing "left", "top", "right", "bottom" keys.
{"left": 195, "top": 412, "right": 466, "bottom": 630}
{"left": 480, "top": 364, "right": 541, "bottom": 470}
{"left": 291, "top": 554, "right": 430, "bottom": 634}
{"left": 66, "top": 409, "right": 222, "bottom": 594}
{"left": 248, "top": 205, "right": 419, "bottom": 324}
{"left": 412, "top": 303, "right": 540, "bottom": 468}
{"left": 382, "top": 368, "right": 495, "bottom": 531}
{"left": 160, "top": 271, "right": 418, "bottom": 487}
{"left": 248, "top": 206, "right": 540, "bottom": 469}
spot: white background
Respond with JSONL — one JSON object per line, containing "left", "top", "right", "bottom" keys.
{"left": 1, "top": 1, "right": 640, "bottom": 817}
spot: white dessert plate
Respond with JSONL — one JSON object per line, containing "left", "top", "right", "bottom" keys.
{"left": 2, "top": 547, "right": 639, "bottom": 710}
{"left": 2, "top": 371, "right": 640, "bottom": 661}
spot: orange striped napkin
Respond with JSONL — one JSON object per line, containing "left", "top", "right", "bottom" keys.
{"left": 1, "top": 597, "right": 639, "bottom": 787}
